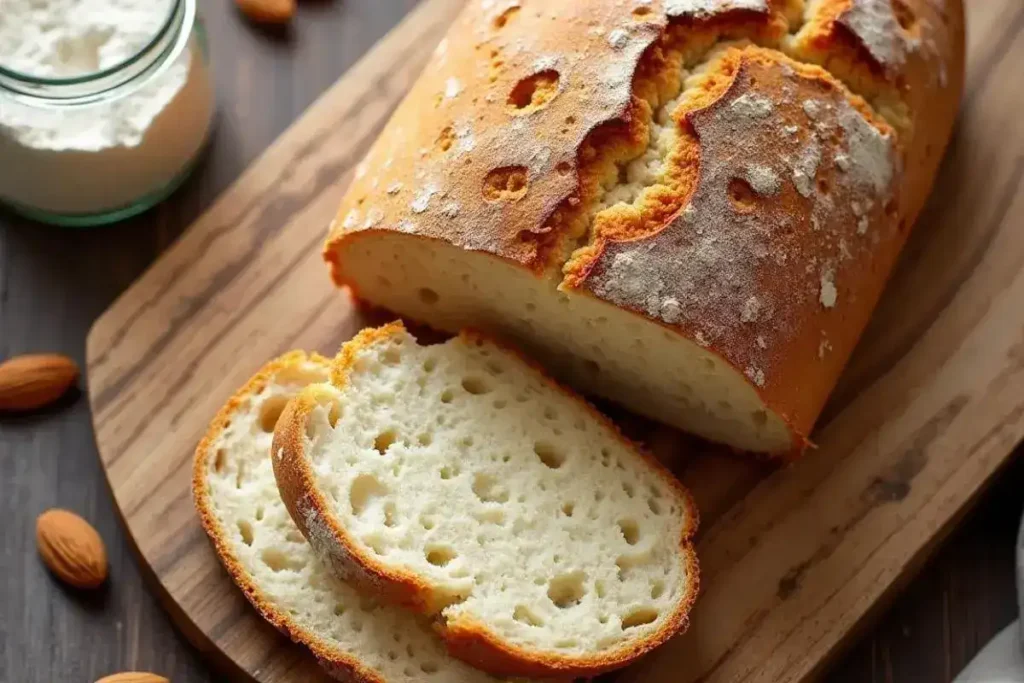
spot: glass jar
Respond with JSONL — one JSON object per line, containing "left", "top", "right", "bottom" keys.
{"left": 0, "top": 0, "right": 215, "bottom": 227}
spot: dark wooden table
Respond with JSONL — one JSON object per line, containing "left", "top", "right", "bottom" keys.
{"left": 1, "top": 2, "right": 1020, "bottom": 682}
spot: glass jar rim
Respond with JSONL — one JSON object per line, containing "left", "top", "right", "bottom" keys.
{"left": 0, "top": 0, "right": 196, "bottom": 106}
{"left": 0, "top": 0, "right": 185, "bottom": 87}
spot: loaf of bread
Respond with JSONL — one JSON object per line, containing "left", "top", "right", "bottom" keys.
{"left": 272, "top": 323, "right": 698, "bottom": 678}
{"left": 322, "top": 0, "right": 964, "bottom": 454}
{"left": 191, "top": 352, "right": 507, "bottom": 683}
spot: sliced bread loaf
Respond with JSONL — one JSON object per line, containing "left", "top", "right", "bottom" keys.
{"left": 273, "top": 323, "right": 699, "bottom": 678}
{"left": 192, "top": 351, "right": 505, "bottom": 683}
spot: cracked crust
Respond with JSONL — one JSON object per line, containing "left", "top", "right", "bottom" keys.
{"left": 323, "top": 0, "right": 963, "bottom": 455}
{"left": 272, "top": 323, "right": 700, "bottom": 678}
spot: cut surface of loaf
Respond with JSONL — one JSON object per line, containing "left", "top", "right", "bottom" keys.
{"left": 324, "top": 0, "right": 964, "bottom": 455}
{"left": 273, "top": 323, "right": 699, "bottom": 678}
{"left": 192, "top": 352, "right": 505, "bottom": 683}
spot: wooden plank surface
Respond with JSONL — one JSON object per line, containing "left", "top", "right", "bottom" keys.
{"left": 82, "top": 1, "right": 1024, "bottom": 682}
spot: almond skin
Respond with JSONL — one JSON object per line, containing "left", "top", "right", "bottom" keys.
{"left": 236, "top": 0, "right": 295, "bottom": 24}
{"left": 0, "top": 354, "right": 78, "bottom": 412}
{"left": 36, "top": 509, "right": 108, "bottom": 590}
{"left": 95, "top": 674, "right": 169, "bottom": 683}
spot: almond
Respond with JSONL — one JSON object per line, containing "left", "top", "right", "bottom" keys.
{"left": 36, "top": 509, "right": 108, "bottom": 589}
{"left": 0, "top": 354, "right": 78, "bottom": 412}
{"left": 236, "top": 0, "right": 295, "bottom": 24}
{"left": 95, "top": 674, "right": 169, "bottom": 683}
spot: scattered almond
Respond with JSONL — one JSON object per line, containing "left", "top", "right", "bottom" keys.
{"left": 95, "top": 674, "right": 169, "bottom": 683}
{"left": 36, "top": 509, "right": 108, "bottom": 589}
{"left": 0, "top": 353, "right": 78, "bottom": 412}
{"left": 236, "top": 0, "right": 295, "bottom": 24}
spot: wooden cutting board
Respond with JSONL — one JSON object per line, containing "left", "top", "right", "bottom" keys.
{"left": 86, "top": 1, "right": 1024, "bottom": 681}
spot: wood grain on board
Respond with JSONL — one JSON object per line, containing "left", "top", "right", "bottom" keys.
{"left": 85, "top": 1, "right": 1024, "bottom": 682}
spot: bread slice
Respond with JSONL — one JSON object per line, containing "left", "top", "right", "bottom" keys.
{"left": 192, "top": 352, "right": 506, "bottom": 683}
{"left": 273, "top": 323, "right": 699, "bottom": 678}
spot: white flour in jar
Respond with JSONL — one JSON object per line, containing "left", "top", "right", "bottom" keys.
{"left": 0, "top": 0, "right": 214, "bottom": 216}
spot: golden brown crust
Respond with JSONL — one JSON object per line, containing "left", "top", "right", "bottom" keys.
{"left": 191, "top": 352, "right": 389, "bottom": 683}
{"left": 324, "top": 0, "right": 964, "bottom": 455}
{"left": 567, "top": 45, "right": 901, "bottom": 446}
{"left": 272, "top": 322, "right": 700, "bottom": 678}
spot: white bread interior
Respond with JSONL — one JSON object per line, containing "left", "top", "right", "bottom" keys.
{"left": 280, "top": 325, "right": 698, "bottom": 675}
{"left": 195, "top": 355, "right": 502, "bottom": 683}
{"left": 339, "top": 234, "right": 793, "bottom": 453}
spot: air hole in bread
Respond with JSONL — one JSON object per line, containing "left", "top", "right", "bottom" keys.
{"left": 420, "top": 662, "right": 440, "bottom": 674}
{"left": 752, "top": 409, "right": 768, "bottom": 428}
{"left": 816, "top": 176, "right": 830, "bottom": 195}
{"left": 486, "top": 360, "right": 504, "bottom": 375}
{"left": 525, "top": 302, "right": 538, "bottom": 312}
{"left": 350, "top": 474, "right": 388, "bottom": 516}
{"left": 621, "top": 607, "right": 659, "bottom": 630}
{"left": 386, "top": 650, "right": 398, "bottom": 661}
{"left": 622, "top": 482, "right": 635, "bottom": 498}
{"left": 423, "top": 357, "right": 437, "bottom": 373}
{"left": 513, "top": 605, "right": 545, "bottom": 627}
{"left": 472, "top": 473, "right": 510, "bottom": 503}
{"left": 333, "top": 603, "right": 346, "bottom": 616}
{"left": 547, "top": 571, "right": 586, "bottom": 608}
{"left": 238, "top": 520, "right": 254, "bottom": 546}
{"left": 599, "top": 614, "right": 609, "bottom": 624}
{"left": 462, "top": 376, "right": 492, "bottom": 395}
{"left": 383, "top": 502, "right": 398, "bottom": 527}
{"left": 508, "top": 70, "right": 560, "bottom": 112}
{"left": 439, "top": 464, "right": 459, "bottom": 480}
{"left": 555, "top": 639, "right": 578, "bottom": 649}
{"left": 441, "top": 389, "right": 455, "bottom": 404}
{"left": 376, "top": 275, "right": 392, "bottom": 288}
{"left": 718, "top": 399, "right": 732, "bottom": 411}
{"left": 420, "top": 513, "right": 436, "bottom": 530}
{"left": 259, "top": 397, "right": 289, "bottom": 433}
{"left": 892, "top": 0, "right": 917, "bottom": 31}
{"left": 255, "top": 506, "right": 265, "bottom": 521}
{"left": 651, "top": 580, "right": 666, "bottom": 600}
{"left": 618, "top": 520, "right": 640, "bottom": 545}
{"left": 425, "top": 546, "right": 457, "bottom": 567}
{"left": 365, "top": 534, "right": 390, "bottom": 556}
{"left": 516, "top": 393, "right": 529, "bottom": 403}
{"left": 374, "top": 430, "right": 398, "bottom": 455}
{"left": 493, "top": 398, "right": 507, "bottom": 410}
{"left": 632, "top": 5, "right": 651, "bottom": 17}
{"left": 648, "top": 497, "right": 663, "bottom": 515}
{"left": 561, "top": 501, "right": 575, "bottom": 517}
{"left": 728, "top": 177, "right": 757, "bottom": 213}
{"left": 262, "top": 548, "right": 304, "bottom": 572}
{"left": 543, "top": 406, "right": 557, "bottom": 420}
{"left": 213, "top": 449, "right": 227, "bottom": 474}
{"left": 534, "top": 441, "right": 565, "bottom": 469}
{"left": 436, "top": 126, "right": 455, "bottom": 153}
{"left": 285, "top": 530, "right": 303, "bottom": 543}
{"left": 475, "top": 508, "right": 506, "bottom": 525}
{"left": 482, "top": 166, "right": 529, "bottom": 202}
{"left": 418, "top": 287, "right": 440, "bottom": 305}
{"left": 235, "top": 461, "right": 247, "bottom": 489}
{"left": 493, "top": 4, "right": 520, "bottom": 28}
{"left": 383, "top": 346, "right": 402, "bottom": 365}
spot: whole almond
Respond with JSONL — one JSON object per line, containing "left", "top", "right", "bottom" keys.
{"left": 36, "top": 509, "right": 108, "bottom": 589}
{"left": 0, "top": 354, "right": 78, "bottom": 412}
{"left": 236, "top": 0, "right": 295, "bottom": 23}
{"left": 96, "top": 674, "right": 169, "bottom": 683}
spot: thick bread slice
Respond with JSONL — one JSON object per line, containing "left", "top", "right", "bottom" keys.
{"left": 192, "top": 352, "right": 505, "bottom": 683}
{"left": 273, "top": 323, "right": 699, "bottom": 679}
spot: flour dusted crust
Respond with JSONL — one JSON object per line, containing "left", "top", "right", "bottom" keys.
{"left": 324, "top": 0, "right": 964, "bottom": 453}
{"left": 272, "top": 323, "right": 699, "bottom": 678}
